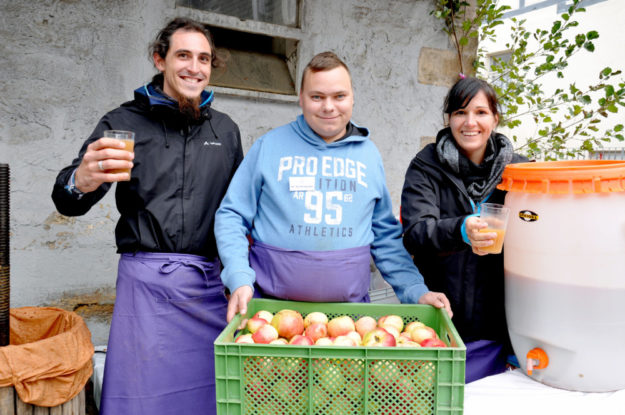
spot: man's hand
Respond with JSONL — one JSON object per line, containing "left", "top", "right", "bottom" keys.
{"left": 465, "top": 215, "right": 496, "bottom": 256}
{"left": 226, "top": 285, "right": 254, "bottom": 323}
{"left": 75, "top": 137, "right": 134, "bottom": 193}
{"left": 418, "top": 291, "right": 453, "bottom": 318}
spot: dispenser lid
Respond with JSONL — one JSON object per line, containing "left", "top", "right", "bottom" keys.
{"left": 498, "top": 160, "right": 625, "bottom": 194}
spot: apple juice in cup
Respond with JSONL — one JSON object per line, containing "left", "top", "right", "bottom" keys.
{"left": 479, "top": 203, "right": 510, "bottom": 254}
{"left": 103, "top": 130, "right": 135, "bottom": 177}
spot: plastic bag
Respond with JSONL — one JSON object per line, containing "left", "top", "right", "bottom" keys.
{"left": 0, "top": 307, "right": 94, "bottom": 406}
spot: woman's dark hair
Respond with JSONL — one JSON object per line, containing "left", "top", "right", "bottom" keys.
{"left": 149, "top": 17, "right": 222, "bottom": 69}
{"left": 443, "top": 77, "right": 500, "bottom": 123}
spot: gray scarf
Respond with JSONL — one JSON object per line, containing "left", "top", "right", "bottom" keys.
{"left": 436, "top": 127, "right": 514, "bottom": 202}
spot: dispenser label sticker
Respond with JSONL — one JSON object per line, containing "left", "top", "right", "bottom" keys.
{"left": 518, "top": 210, "right": 539, "bottom": 222}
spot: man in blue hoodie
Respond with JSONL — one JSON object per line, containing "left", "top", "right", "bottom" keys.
{"left": 215, "top": 51, "right": 451, "bottom": 322}
{"left": 52, "top": 18, "right": 242, "bottom": 415}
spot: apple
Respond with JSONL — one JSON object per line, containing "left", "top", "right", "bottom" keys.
{"left": 404, "top": 321, "right": 426, "bottom": 333}
{"left": 252, "top": 323, "right": 279, "bottom": 344}
{"left": 378, "top": 314, "right": 404, "bottom": 332}
{"left": 253, "top": 310, "right": 274, "bottom": 323}
{"left": 327, "top": 315, "right": 355, "bottom": 338}
{"left": 304, "top": 311, "right": 328, "bottom": 328}
{"left": 345, "top": 330, "right": 362, "bottom": 346}
{"left": 314, "top": 337, "right": 334, "bottom": 346}
{"left": 399, "top": 331, "right": 412, "bottom": 342}
{"left": 246, "top": 317, "right": 268, "bottom": 334}
{"left": 289, "top": 334, "right": 314, "bottom": 345}
{"left": 234, "top": 333, "right": 254, "bottom": 344}
{"left": 409, "top": 325, "right": 437, "bottom": 344}
{"left": 362, "top": 327, "right": 396, "bottom": 347}
{"left": 305, "top": 322, "right": 328, "bottom": 343}
{"left": 354, "top": 315, "right": 377, "bottom": 338}
{"left": 396, "top": 336, "right": 422, "bottom": 347}
{"left": 382, "top": 325, "right": 400, "bottom": 340}
{"left": 420, "top": 337, "right": 447, "bottom": 348}
{"left": 271, "top": 309, "right": 305, "bottom": 340}
{"left": 269, "top": 338, "right": 288, "bottom": 345}
{"left": 333, "top": 335, "right": 357, "bottom": 346}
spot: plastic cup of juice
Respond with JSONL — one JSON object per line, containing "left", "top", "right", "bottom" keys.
{"left": 478, "top": 203, "right": 510, "bottom": 254}
{"left": 103, "top": 130, "right": 135, "bottom": 178}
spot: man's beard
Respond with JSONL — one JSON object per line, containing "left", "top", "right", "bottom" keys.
{"left": 176, "top": 94, "right": 202, "bottom": 120}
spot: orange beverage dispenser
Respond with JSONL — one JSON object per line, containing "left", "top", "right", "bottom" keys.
{"left": 499, "top": 160, "right": 625, "bottom": 392}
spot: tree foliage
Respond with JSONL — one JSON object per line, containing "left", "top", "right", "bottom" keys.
{"left": 432, "top": 0, "right": 625, "bottom": 160}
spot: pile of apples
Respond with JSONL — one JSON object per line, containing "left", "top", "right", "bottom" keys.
{"left": 234, "top": 309, "right": 446, "bottom": 348}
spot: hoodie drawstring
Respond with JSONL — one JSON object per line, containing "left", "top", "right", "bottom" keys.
{"left": 161, "top": 119, "right": 170, "bottom": 148}
{"left": 206, "top": 111, "right": 219, "bottom": 141}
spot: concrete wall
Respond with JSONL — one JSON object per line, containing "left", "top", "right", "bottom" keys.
{"left": 0, "top": 0, "right": 465, "bottom": 345}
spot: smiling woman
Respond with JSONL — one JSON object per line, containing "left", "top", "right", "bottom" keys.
{"left": 401, "top": 76, "right": 528, "bottom": 383}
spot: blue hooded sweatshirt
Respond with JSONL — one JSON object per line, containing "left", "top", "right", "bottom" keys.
{"left": 215, "top": 115, "right": 429, "bottom": 303}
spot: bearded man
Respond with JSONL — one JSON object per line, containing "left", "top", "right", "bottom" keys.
{"left": 52, "top": 17, "right": 242, "bottom": 415}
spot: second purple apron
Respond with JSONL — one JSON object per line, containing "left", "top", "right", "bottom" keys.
{"left": 100, "top": 252, "right": 228, "bottom": 415}
{"left": 250, "top": 241, "right": 371, "bottom": 302}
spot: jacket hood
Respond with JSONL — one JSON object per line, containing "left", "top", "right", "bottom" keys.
{"left": 292, "top": 114, "right": 370, "bottom": 149}
{"left": 133, "top": 83, "right": 215, "bottom": 119}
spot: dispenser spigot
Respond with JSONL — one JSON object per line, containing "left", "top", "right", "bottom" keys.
{"left": 526, "top": 347, "right": 549, "bottom": 375}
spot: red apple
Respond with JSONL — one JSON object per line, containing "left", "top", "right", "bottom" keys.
{"left": 303, "top": 311, "right": 328, "bottom": 328}
{"left": 305, "top": 322, "right": 328, "bottom": 343}
{"left": 246, "top": 317, "right": 268, "bottom": 334}
{"left": 289, "top": 334, "right": 314, "bottom": 345}
{"left": 382, "top": 325, "right": 400, "bottom": 340}
{"left": 327, "top": 315, "right": 355, "bottom": 338}
{"left": 270, "top": 338, "right": 288, "bottom": 345}
{"left": 252, "top": 323, "right": 279, "bottom": 344}
{"left": 253, "top": 310, "right": 274, "bottom": 323}
{"left": 271, "top": 309, "right": 305, "bottom": 340}
{"left": 362, "top": 327, "right": 396, "bottom": 347}
{"left": 234, "top": 333, "right": 254, "bottom": 344}
{"left": 378, "top": 314, "right": 404, "bottom": 332}
{"left": 355, "top": 315, "right": 377, "bottom": 338}
{"left": 420, "top": 338, "right": 447, "bottom": 348}
{"left": 409, "top": 325, "right": 437, "bottom": 343}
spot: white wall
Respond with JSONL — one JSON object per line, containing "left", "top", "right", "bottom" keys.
{"left": 480, "top": 0, "right": 625, "bottom": 152}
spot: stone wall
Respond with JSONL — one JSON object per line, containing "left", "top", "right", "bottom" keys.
{"left": 0, "top": 0, "right": 471, "bottom": 344}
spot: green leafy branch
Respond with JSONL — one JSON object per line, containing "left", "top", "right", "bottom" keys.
{"left": 432, "top": 0, "right": 625, "bottom": 160}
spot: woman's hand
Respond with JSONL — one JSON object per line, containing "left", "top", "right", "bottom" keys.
{"left": 465, "top": 216, "right": 496, "bottom": 256}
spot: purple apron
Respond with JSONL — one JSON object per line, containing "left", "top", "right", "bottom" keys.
{"left": 465, "top": 339, "right": 508, "bottom": 383}
{"left": 250, "top": 241, "right": 371, "bottom": 302}
{"left": 100, "top": 252, "right": 228, "bottom": 415}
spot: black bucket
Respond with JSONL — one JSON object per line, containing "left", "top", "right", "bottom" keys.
{"left": 0, "top": 163, "right": 9, "bottom": 346}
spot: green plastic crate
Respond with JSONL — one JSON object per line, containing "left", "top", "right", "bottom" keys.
{"left": 215, "top": 299, "right": 465, "bottom": 415}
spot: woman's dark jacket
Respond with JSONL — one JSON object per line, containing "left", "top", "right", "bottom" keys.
{"left": 401, "top": 135, "right": 527, "bottom": 344}
{"left": 52, "top": 84, "right": 243, "bottom": 259}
